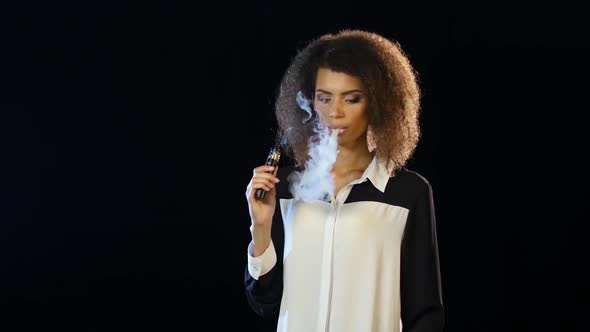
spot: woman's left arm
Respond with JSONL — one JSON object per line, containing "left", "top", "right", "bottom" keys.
{"left": 400, "top": 179, "right": 445, "bottom": 331}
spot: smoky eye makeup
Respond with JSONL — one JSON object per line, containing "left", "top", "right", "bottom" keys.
{"left": 315, "top": 94, "right": 331, "bottom": 103}
{"left": 314, "top": 90, "right": 364, "bottom": 104}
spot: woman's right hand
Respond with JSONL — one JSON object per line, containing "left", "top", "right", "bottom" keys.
{"left": 245, "top": 165, "right": 280, "bottom": 228}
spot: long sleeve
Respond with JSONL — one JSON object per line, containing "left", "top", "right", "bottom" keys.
{"left": 243, "top": 167, "right": 288, "bottom": 320}
{"left": 400, "top": 179, "right": 445, "bottom": 331}
{"left": 247, "top": 240, "right": 277, "bottom": 280}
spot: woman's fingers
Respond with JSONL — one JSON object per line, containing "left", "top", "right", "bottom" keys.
{"left": 251, "top": 180, "right": 273, "bottom": 192}
{"left": 246, "top": 165, "right": 280, "bottom": 200}
{"left": 252, "top": 166, "right": 280, "bottom": 183}
{"left": 253, "top": 165, "right": 276, "bottom": 175}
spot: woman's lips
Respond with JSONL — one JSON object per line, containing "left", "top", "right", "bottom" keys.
{"left": 329, "top": 127, "right": 348, "bottom": 136}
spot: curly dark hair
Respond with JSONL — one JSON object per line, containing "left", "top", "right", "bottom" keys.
{"left": 275, "top": 29, "right": 421, "bottom": 175}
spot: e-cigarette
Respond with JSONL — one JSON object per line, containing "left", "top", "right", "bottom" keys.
{"left": 255, "top": 142, "right": 282, "bottom": 200}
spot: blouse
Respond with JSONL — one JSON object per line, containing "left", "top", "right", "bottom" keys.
{"left": 244, "top": 156, "right": 444, "bottom": 331}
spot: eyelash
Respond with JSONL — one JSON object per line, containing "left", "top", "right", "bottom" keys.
{"left": 316, "top": 97, "right": 360, "bottom": 104}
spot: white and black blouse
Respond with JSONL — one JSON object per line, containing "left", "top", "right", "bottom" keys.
{"left": 244, "top": 156, "right": 444, "bottom": 332}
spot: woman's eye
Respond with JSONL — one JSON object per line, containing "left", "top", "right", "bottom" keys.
{"left": 345, "top": 97, "right": 360, "bottom": 103}
{"left": 317, "top": 97, "right": 331, "bottom": 104}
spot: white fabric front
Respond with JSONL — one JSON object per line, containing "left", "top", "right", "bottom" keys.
{"left": 277, "top": 197, "right": 409, "bottom": 332}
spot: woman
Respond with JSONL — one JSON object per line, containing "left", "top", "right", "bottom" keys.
{"left": 244, "top": 29, "right": 444, "bottom": 331}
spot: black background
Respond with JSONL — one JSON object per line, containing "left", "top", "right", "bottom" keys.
{"left": 2, "top": 2, "right": 588, "bottom": 331}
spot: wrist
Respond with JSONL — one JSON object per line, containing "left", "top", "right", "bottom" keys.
{"left": 250, "top": 225, "right": 271, "bottom": 256}
{"left": 250, "top": 222, "right": 271, "bottom": 235}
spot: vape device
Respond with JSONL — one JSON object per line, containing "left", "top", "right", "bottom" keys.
{"left": 255, "top": 142, "right": 281, "bottom": 200}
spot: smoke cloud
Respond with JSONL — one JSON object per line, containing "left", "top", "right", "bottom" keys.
{"left": 287, "top": 92, "right": 339, "bottom": 202}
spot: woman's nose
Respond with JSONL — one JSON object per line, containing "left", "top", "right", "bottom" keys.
{"left": 328, "top": 100, "right": 344, "bottom": 118}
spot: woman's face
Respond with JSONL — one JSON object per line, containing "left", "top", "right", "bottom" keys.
{"left": 313, "top": 67, "right": 369, "bottom": 147}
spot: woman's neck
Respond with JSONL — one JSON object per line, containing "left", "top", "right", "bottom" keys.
{"left": 332, "top": 140, "right": 374, "bottom": 176}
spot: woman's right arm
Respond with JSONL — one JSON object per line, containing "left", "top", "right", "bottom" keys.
{"left": 244, "top": 165, "right": 284, "bottom": 319}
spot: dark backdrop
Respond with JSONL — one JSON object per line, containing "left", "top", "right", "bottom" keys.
{"left": 2, "top": 2, "right": 588, "bottom": 331}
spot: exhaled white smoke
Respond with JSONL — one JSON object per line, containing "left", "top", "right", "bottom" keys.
{"left": 296, "top": 90, "right": 313, "bottom": 123}
{"left": 287, "top": 92, "right": 339, "bottom": 202}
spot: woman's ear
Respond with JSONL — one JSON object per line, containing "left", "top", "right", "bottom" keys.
{"left": 367, "top": 125, "right": 377, "bottom": 152}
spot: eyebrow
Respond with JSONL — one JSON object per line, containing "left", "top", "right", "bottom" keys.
{"left": 315, "top": 89, "right": 364, "bottom": 95}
